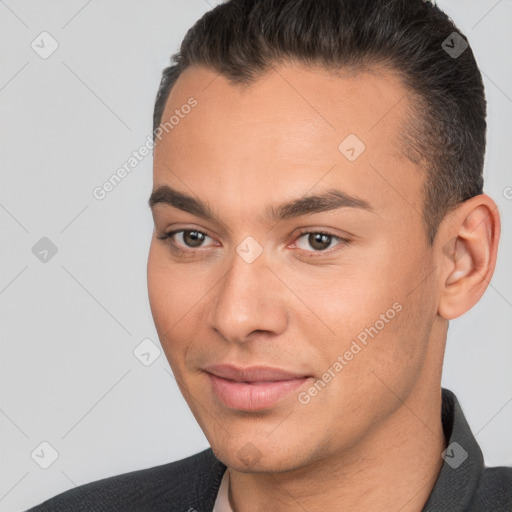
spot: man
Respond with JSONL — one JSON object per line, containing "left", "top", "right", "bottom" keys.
{"left": 27, "top": 0, "right": 511, "bottom": 510}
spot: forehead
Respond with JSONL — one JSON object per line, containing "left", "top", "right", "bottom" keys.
{"left": 159, "top": 63, "right": 411, "bottom": 142}
{"left": 153, "top": 63, "right": 423, "bottom": 224}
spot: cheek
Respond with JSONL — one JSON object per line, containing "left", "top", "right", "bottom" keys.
{"left": 147, "top": 242, "right": 215, "bottom": 362}
{"left": 147, "top": 244, "right": 190, "bottom": 349}
{"left": 147, "top": 244, "right": 173, "bottom": 330}
{"left": 292, "top": 248, "right": 427, "bottom": 376}
{"left": 286, "top": 258, "right": 400, "bottom": 343}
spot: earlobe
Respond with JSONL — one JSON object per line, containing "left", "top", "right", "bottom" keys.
{"left": 437, "top": 195, "right": 500, "bottom": 320}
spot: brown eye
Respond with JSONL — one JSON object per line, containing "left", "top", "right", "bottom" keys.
{"left": 157, "top": 229, "right": 214, "bottom": 252}
{"left": 295, "top": 231, "right": 344, "bottom": 252}
{"left": 308, "top": 233, "right": 332, "bottom": 251}
{"left": 181, "top": 230, "right": 206, "bottom": 248}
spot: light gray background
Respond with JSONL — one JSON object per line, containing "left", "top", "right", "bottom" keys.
{"left": 1, "top": 1, "right": 511, "bottom": 510}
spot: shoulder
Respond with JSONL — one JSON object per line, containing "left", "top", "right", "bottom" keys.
{"left": 472, "top": 465, "right": 512, "bottom": 510}
{"left": 26, "top": 448, "right": 226, "bottom": 512}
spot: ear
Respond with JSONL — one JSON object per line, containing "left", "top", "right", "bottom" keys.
{"left": 436, "top": 194, "right": 501, "bottom": 320}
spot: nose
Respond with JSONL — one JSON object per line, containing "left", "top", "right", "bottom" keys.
{"left": 208, "top": 245, "right": 289, "bottom": 344}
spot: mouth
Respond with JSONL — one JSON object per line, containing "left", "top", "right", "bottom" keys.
{"left": 203, "top": 364, "right": 313, "bottom": 411}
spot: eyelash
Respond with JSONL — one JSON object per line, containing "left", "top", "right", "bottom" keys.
{"left": 156, "top": 228, "right": 350, "bottom": 258}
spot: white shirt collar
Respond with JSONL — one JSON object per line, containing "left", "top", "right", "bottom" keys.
{"left": 213, "top": 469, "right": 233, "bottom": 512}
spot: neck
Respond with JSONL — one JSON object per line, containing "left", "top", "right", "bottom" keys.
{"left": 227, "top": 381, "right": 446, "bottom": 512}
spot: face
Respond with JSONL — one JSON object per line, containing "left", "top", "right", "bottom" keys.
{"left": 147, "top": 63, "right": 442, "bottom": 473}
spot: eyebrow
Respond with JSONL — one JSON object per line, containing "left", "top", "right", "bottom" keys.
{"left": 148, "top": 184, "right": 373, "bottom": 224}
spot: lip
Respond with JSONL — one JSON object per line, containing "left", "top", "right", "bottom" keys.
{"left": 203, "top": 364, "right": 309, "bottom": 382}
{"left": 203, "top": 364, "right": 313, "bottom": 411}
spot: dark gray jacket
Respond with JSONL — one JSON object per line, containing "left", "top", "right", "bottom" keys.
{"left": 26, "top": 389, "right": 512, "bottom": 511}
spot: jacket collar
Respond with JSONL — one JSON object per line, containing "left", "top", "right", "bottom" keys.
{"left": 422, "top": 388, "right": 484, "bottom": 511}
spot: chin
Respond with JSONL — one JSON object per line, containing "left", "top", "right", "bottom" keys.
{"left": 210, "top": 437, "right": 311, "bottom": 474}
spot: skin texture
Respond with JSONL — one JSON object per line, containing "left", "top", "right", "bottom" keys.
{"left": 147, "top": 63, "right": 500, "bottom": 511}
